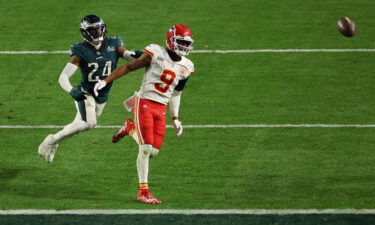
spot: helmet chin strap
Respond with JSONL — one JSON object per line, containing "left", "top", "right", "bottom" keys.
{"left": 173, "top": 38, "right": 193, "bottom": 56}
{"left": 87, "top": 36, "right": 104, "bottom": 49}
{"left": 174, "top": 48, "right": 187, "bottom": 56}
{"left": 87, "top": 40, "right": 102, "bottom": 50}
{"left": 174, "top": 43, "right": 190, "bottom": 56}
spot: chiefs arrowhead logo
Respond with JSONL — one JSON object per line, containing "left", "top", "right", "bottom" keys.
{"left": 179, "top": 66, "right": 188, "bottom": 76}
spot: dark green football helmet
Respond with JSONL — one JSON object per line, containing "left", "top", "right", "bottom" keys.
{"left": 79, "top": 15, "right": 106, "bottom": 45}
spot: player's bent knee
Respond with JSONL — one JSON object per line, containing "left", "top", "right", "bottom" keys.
{"left": 74, "top": 120, "right": 91, "bottom": 132}
{"left": 150, "top": 147, "right": 160, "bottom": 158}
{"left": 86, "top": 121, "right": 96, "bottom": 129}
{"left": 139, "top": 144, "right": 152, "bottom": 160}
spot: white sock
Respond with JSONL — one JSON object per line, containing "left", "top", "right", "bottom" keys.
{"left": 137, "top": 144, "right": 152, "bottom": 183}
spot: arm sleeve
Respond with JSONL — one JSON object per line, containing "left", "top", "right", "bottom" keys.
{"left": 123, "top": 50, "right": 144, "bottom": 62}
{"left": 58, "top": 62, "right": 78, "bottom": 92}
{"left": 169, "top": 90, "right": 182, "bottom": 119}
{"left": 175, "top": 77, "right": 189, "bottom": 91}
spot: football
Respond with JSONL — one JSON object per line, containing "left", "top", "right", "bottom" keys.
{"left": 337, "top": 17, "right": 356, "bottom": 37}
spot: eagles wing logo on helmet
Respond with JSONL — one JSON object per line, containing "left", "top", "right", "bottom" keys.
{"left": 80, "top": 15, "right": 107, "bottom": 45}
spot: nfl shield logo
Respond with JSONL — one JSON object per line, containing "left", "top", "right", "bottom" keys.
{"left": 107, "top": 46, "right": 115, "bottom": 52}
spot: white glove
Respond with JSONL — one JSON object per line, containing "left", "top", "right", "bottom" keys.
{"left": 94, "top": 80, "right": 107, "bottom": 96}
{"left": 173, "top": 119, "right": 183, "bottom": 136}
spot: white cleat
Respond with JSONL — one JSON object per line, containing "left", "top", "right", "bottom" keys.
{"left": 38, "top": 134, "right": 58, "bottom": 163}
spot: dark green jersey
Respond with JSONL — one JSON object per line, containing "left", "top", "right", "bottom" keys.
{"left": 69, "top": 36, "right": 123, "bottom": 103}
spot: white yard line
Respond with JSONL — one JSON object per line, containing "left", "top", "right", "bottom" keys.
{"left": 0, "top": 51, "right": 68, "bottom": 54}
{"left": 0, "top": 209, "right": 374, "bottom": 215}
{"left": 1, "top": 124, "right": 375, "bottom": 129}
{"left": 1, "top": 49, "right": 375, "bottom": 54}
{"left": 193, "top": 49, "right": 375, "bottom": 53}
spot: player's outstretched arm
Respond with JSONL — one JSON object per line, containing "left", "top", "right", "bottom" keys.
{"left": 106, "top": 52, "right": 151, "bottom": 83}
{"left": 94, "top": 53, "right": 151, "bottom": 96}
{"left": 118, "top": 45, "right": 144, "bottom": 62}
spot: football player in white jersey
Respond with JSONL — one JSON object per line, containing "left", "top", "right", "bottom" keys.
{"left": 94, "top": 24, "right": 195, "bottom": 204}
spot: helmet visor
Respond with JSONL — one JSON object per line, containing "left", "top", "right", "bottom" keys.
{"left": 176, "top": 39, "right": 192, "bottom": 47}
{"left": 87, "top": 25, "right": 104, "bottom": 39}
{"left": 175, "top": 38, "right": 193, "bottom": 55}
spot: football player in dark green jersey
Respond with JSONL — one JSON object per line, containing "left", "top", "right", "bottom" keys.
{"left": 38, "top": 15, "right": 142, "bottom": 163}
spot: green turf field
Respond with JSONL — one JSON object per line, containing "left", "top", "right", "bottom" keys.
{"left": 0, "top": 0, "right": 374, "bottom": 224}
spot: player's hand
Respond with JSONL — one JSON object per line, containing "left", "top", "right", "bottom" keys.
{"left": 173, "top": 118, "right": 183, "bottom": 136}
{"left": 94, "top": 80, "right": 107, "bottom": 96}
{"left": 69, "top": 88, "right": 86, "bottom": 101}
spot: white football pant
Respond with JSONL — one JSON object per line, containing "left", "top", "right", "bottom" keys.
{"left": 52, "top": 95, "right": 105, "bottom": 142}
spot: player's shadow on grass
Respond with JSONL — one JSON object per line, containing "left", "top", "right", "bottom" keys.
{"left": 0, "top": 168, "right": 22, "bottom": 180}
{"left": 0, "top": 167, "right": 108, "bottom": 202}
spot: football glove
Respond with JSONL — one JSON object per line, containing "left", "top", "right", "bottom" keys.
{"left": 94, "top": 80, "right": 107, "bottom": 96}
{"left": 132, "top": 50, "right": 144, "bottom": 59}
{"left": 69, "top": 88, "right": 86, "bottom": 101}
{"left": 173, "top": 118, "right": 183, "bottom": 136}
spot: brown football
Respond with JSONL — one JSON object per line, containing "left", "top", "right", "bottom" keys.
{"left": 338, "top": 17, "right": 356, "bottom": 37}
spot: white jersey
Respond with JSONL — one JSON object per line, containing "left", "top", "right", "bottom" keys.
{"left": 137, "top": 44, "right": 194, "bottom": 105}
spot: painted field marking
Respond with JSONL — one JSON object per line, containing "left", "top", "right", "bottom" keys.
{"left": 0, "top": 51, "right": 68, "bottom": 54}
{"left": 0, "top": 209, "right": 374, "bottom": 215}
{"left": 1, "top": 49, "right": 375, "bottom": 54}
{"left": 193, "top": 49, "right": 375, "bottom": 53}
{"left": 1, "top": 124, "right": 375, "bottom": 129}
